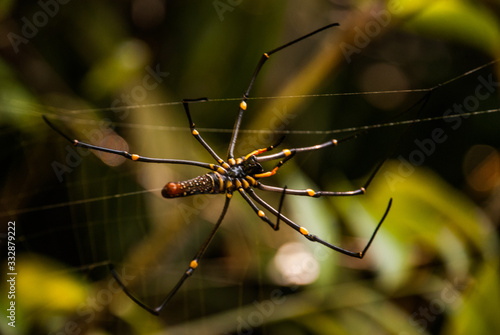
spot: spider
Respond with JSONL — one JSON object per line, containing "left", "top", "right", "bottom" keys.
{"left": 43, "top": 22, "right": 392, "bottom": 315}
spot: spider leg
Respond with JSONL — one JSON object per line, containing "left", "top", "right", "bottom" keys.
{"left": 255, "top": 130, "right": 368, "bottom": 164}
{"left": 236, "top": 183, "right": 279, "bottom": 230}
{"left": 255, "top": 138, "right": 339, "bottom": 163}
{"left": 235, "top": 180, "right": 289, "bottom": 232}
{"left": 253, "top": 138, "right": 341, "bottom": 180}
{"left": 243, "top": 135, "right": 286, "bottom": 160}
{"left": 246, "top": 187, "right": 392, "bottom": 258}
{"left": 227, "top": 23, "right": 339, "bottom": 160}
{"left": 42, "top": 115, "right": 220, "bottom": 171}
{"left": 253, "top": 149, "right": 296, "bottom": 178}
{"left": 182, "top": 99, "right": 230, "bottom": 168}
{"left": 256, "top": 155, "right": 386, "bottom": 197}
{"left": 110, "top": 194, "right": 232, "bottom": 315}
{"left": 275, "top": 185, "right": 287, "bottom": 231}
{"left": 256, "top": 182, "right": 365, "bottom": 197}
{"left": 253, "top": 130, "right": 387, "bottom": 195}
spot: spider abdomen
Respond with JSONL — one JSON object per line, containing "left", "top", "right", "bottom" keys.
{"left": 162, "top": 172, "right": 224, "bottom": 198}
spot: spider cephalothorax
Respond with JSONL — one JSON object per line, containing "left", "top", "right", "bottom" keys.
{"left": 230, "top": 155, "right": 265, "bottom": 178}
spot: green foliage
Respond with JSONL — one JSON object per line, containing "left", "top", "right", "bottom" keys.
{"left": 1, "top": 0, "right": 499, "bottom": 334}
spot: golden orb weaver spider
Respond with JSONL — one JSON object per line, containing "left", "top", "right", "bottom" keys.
{"left": 43, "top": 23, "right": 392, "bottom": 315}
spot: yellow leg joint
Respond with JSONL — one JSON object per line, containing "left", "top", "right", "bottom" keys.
{"left": 258, "top": 210, "right": 265, "bottom": 217}
{"left": 190, "top": 260, "right": 198, "bottom": 269}
{"left": 299, "top": 227, "right": 309, "bottom": 235}
{"left": 306, "top": 189, "right": 316, "bottom": 197}
{"left": 240, "top": 101, "right": 247, "bottom": 110}
{"left": 131, "top": 154, "right": 140, "bottom": 161}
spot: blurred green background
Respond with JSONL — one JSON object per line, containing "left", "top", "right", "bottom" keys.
{"left": 0, "top": 0, "right": 499, "bottom": 334}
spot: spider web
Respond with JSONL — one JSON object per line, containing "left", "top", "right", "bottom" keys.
{"left": 1, "top": 9, "right": 500, "bottom": 334}
{"left": 3, "top": 57, "right": 499, "bottom": 333}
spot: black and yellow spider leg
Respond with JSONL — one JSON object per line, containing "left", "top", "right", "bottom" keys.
{"left": 182, "top": 99, "right": 231, "bottom": 169}
{"left": 255, "top": 138, "right": 340, "bottom": 163}
{"left": 246, "top": 187, "right": 392, "bottom": 258}
{"left": 276, "top": 185, "right": 288, "bottom": 231}
{"left": 110, "top": 193, "right": 233, "bottom": 315}
{"left": 255, "top": 132, "right": 371, "bottom": 164}
{"left": 256, "top": 182, "right": 366, "bottom": 197}
{"left": 254, "top": 140, "right": 338, "bottom": 180}
{"left": 254, "top": 133, "right": 387, "bottom": 196}
{"left": 243, "top": 136, "right": 285, "bottom": 161}
{"left": 42, "top": 115, "right": 220, "bottom": 171}
{"left": 227, "top": 23, "right": 340, "bottom": 160}
{"left": 256, "top": 153, "right": 386, "bottom": 198}
{"left": 235, "top": 180, "right": 279, "bottom": 230}
{"left": 253, "top": 149, "right": 296, "bottom": 179}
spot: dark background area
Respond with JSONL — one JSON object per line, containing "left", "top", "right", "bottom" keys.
{"left": 0, "top": 1, "right": 499, "bottom": 334}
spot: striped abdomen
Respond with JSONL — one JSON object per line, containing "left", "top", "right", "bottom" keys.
{"left": 162, "top": 172, "right": 225, "bottom": 198}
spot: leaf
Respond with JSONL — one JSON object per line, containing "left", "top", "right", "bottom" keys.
{"left": 397, "top": 0, "right": 500, "bottom": 55}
